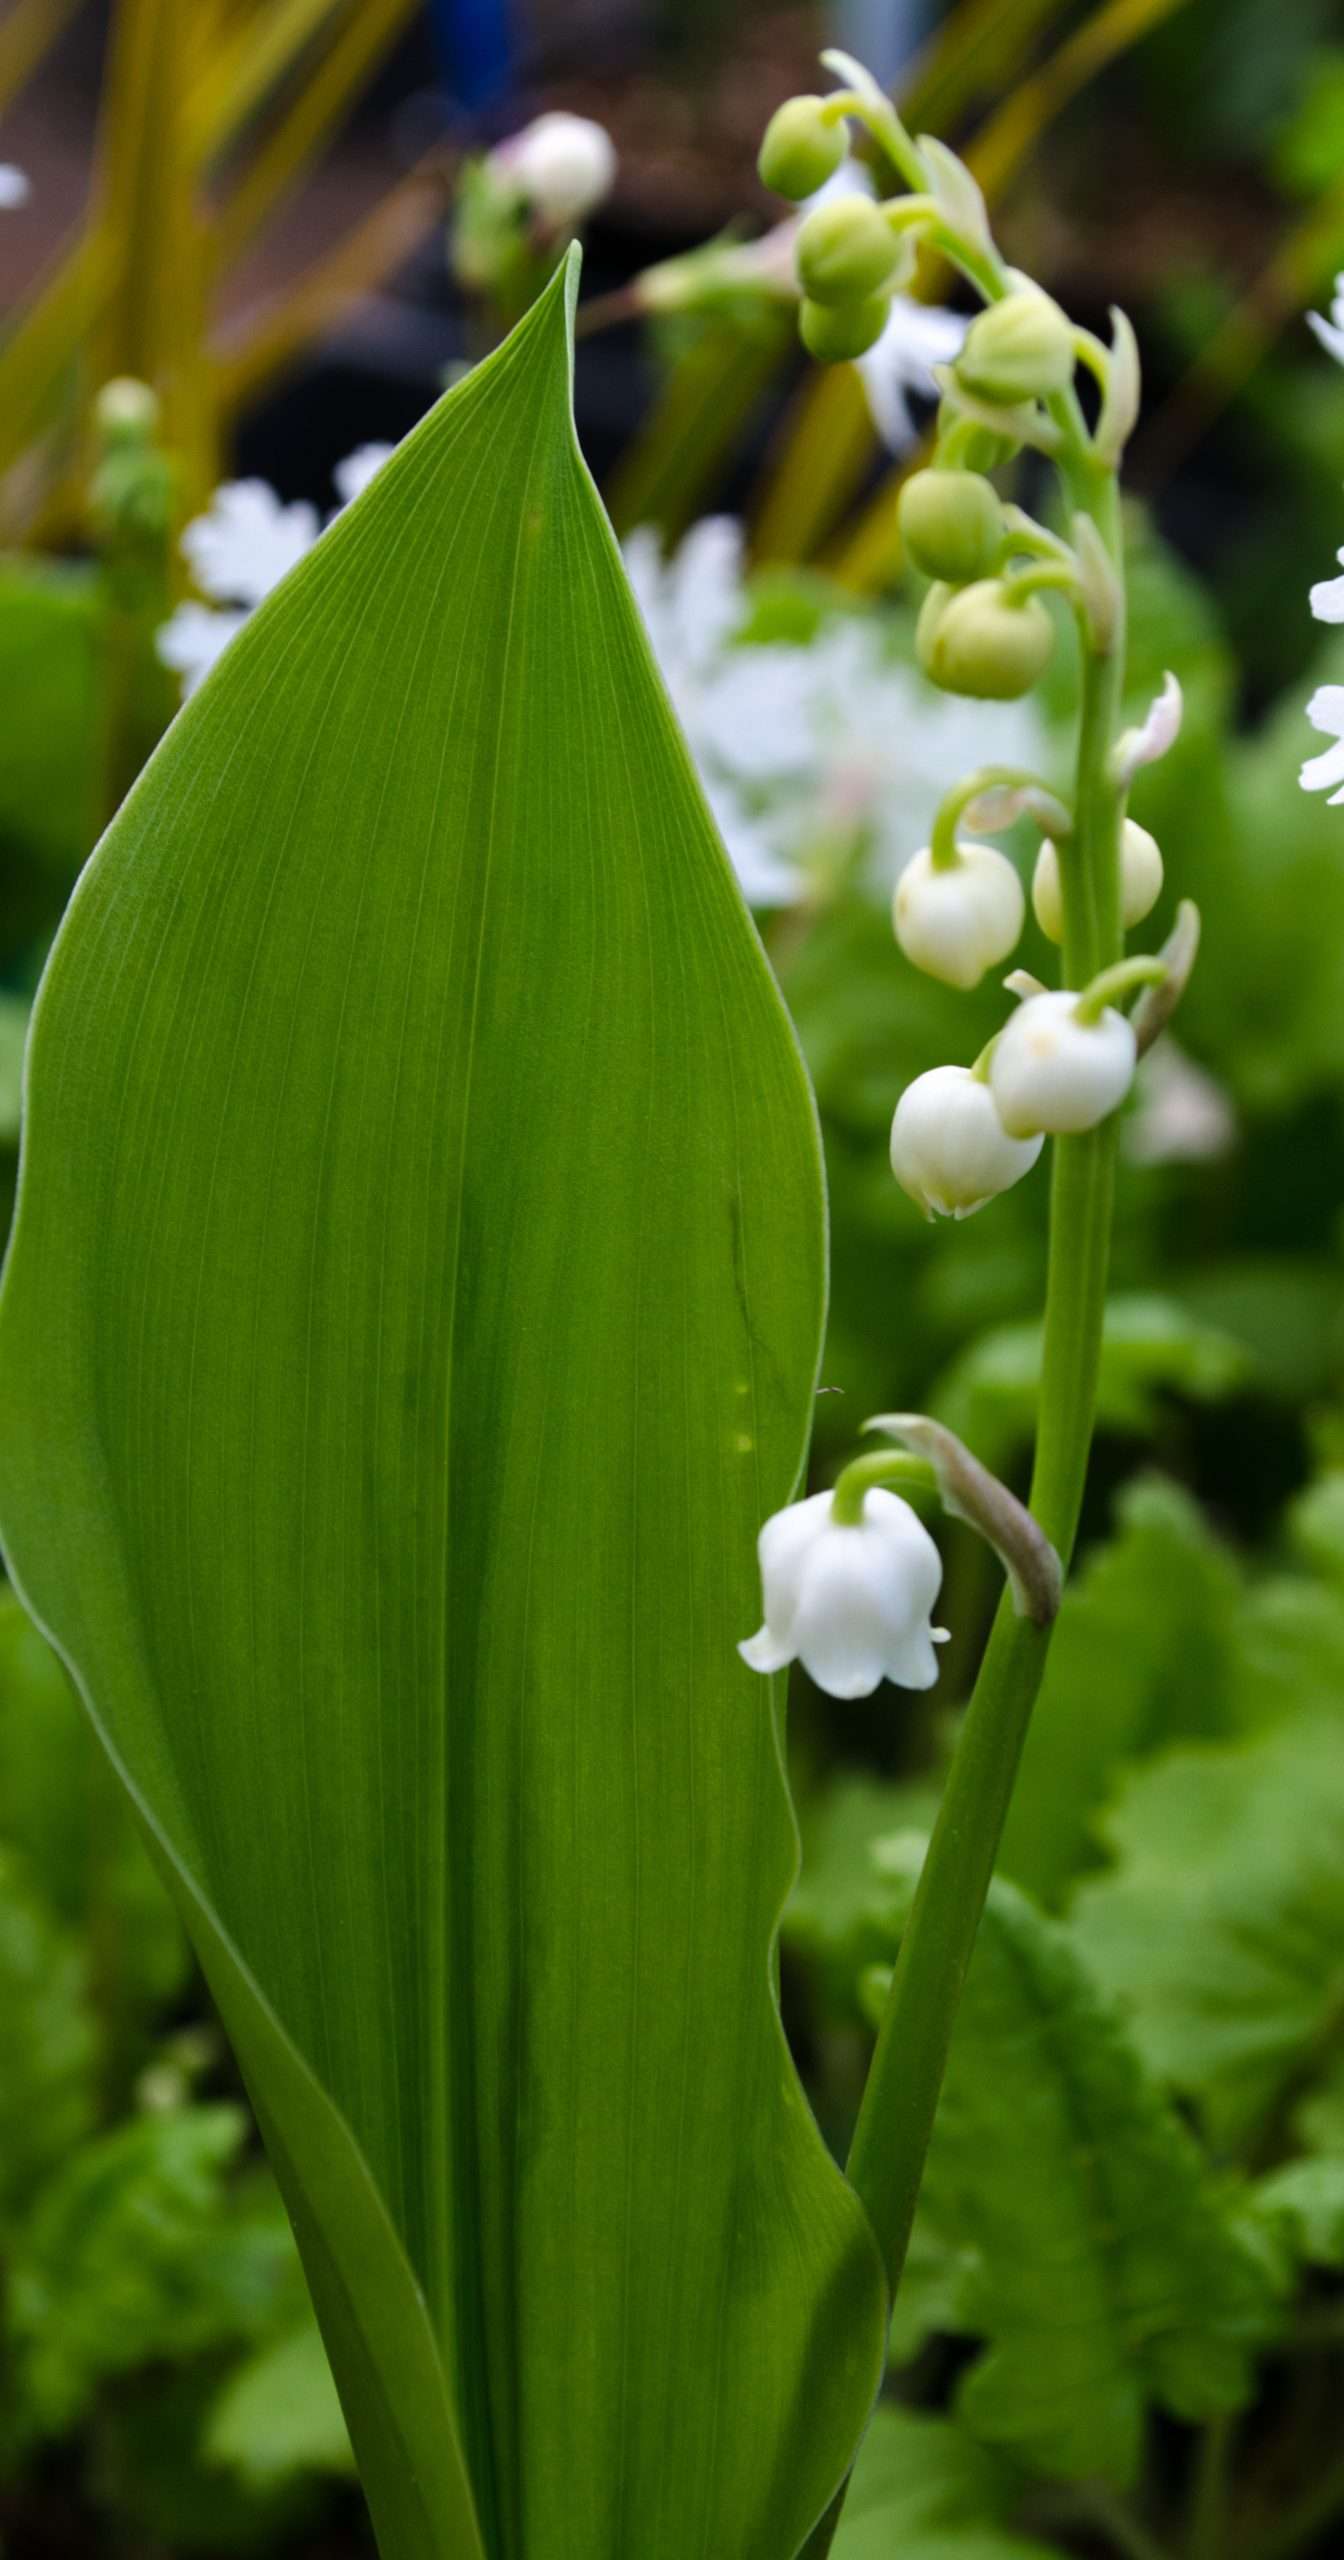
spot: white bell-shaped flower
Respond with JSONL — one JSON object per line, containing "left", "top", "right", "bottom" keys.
{"left": 990, "top": 989, "right": 1136, "bottom": 1137}
{"left": 1031, "top": 819, "right": 1163, "bottom": 943}
{"left": 894, "top": 840, "right": 1024, "bottom": 989}
{"left": 890, "top": 1064, "right": 1043, "bottom": 1219}
{"left": 493, "top": 112, "right": 616, "bottom": 226}
{"left": 739, "top": 1488, "right": 948, "bottom": 1699}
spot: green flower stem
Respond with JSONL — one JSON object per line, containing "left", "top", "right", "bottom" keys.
{"left": 802, "top": 476, "right": 1126, "bottom": 2560}
{"left": 820, "top": 48, "right": 929, "bottom": 193}
{"left": 929, "top": 764, "right": 1070, "bottom": 869}
{"left": 1000, "top": 502, "right": 1076, "bottom": 565}
{"left": 830, "top": 1452, "right": 938, "bottom": 1523}
{"left": 1075, "top": 954, "right": 1166, "bottom": 1023}
{"left": 1002, "top": 558, "right": 1085, "bottom": 609}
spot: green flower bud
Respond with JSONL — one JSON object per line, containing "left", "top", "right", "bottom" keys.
{"left": 918, "top": 579, "right": 1055, "bottom": 701}
{"left": 799, "top": 293, "right": 891, "bottom": 362}
{"left": 955, "top": 289, "right": 1076, "bottom": 406}
{"left": 898, "top": 469, "right": 1004, "bottom": 584}
{"left": 758, "top": 96, "right": 846, "bottom": 200}
{"left": 795, "top": 196, "right": 901, "bottom": 307}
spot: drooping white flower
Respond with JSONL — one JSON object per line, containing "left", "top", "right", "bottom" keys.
{"left": 1032, "top": 819, "right": 1163, "bottom": 943}
{"left": 1123, "top": 1040, "right": 1236, "bottom": 1167}
{"left": 1301, "top": 684, "right": 1344, "bottom": 803}
{"left": 893, "top": 839, "right": 1024, "bottom": 987}
{"left": 890, "top": 1064, "right": 1043, "bottom": 1218}
{"left": 0, "top": 166, "right": 29, "bottom": 209}
{"left": 990, "top": 989, "right": 1137, "bottom": 1137}
{"left": 739, "top": 1487, "right": 948, "bottom": 1698}
{"left": 490, "top": 111, "right": 616, "bottom": 228}
{"left": 1308, "top": 274, "right": 1344, "bottom": 369}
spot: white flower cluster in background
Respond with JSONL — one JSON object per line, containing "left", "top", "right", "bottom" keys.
{"left": 158, "top": 446, "right": 394, "bottom": 696}
{"left": 1302, "top": 276, "right": 1344, "bottom": 802}
{"left": 623, "top": 517, "right": 1046, "bottom": 908}
{"left": 162, "top": 475, "right": 1040, "bottom": 916}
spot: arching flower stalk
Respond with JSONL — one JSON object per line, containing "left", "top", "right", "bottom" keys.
{"left": 741, "top": 51, "right": 1199, "bottom": 2555}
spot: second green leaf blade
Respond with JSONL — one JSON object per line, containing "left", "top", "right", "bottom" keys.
{"left": 0, "top": 255, "right": 888, "bottom": 2559}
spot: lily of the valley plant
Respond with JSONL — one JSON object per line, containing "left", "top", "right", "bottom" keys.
{"left": 737, "top": 52, "right": 1198, "bottom": 2545}
{"left": 0, "top": 47, "right": 1207, "bottom": 2560}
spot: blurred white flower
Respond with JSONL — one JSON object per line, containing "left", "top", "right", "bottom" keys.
{"left": 490, "top": 111, "right": 616, "bottom": 228}
{"left": 157, "top": 601, "right": 249, "bottom": 693}
{"left": 181, "top": 480, "right": 320, "bottom": 608}
{"left": 1301, "top": 684, "right": 1344, "bottom": 803}
{"left": 792, "top": 617, "right": 1048, "bottom": 893}
{"left": 332, "top": 442, "right": 395, "bottom": 506}
{"left": 1304, "top": 293, "right": 1344, "bottom": 682}
{"left": 1311, "top": 559, "right": 1344, "bottom": 623}
{"left": 159, "top": 446, "right": 398, "bottom": 697}
{"left": 625, "top": 516, "right": 1048, "bottom": 906}
{"left": 0, "top": 166, "right": 29, "bottom": 208}
{"left": 1124, "top": 1040, "right": 1237, "bottom": 1167}
{"left": 1308, "top": 274, "right": 1344, "bottom": 369}
{"left": 858, "top": 296, "right": 967, "bottom": 450}
{"left": 624, "top": 519, "right": 819, "bottom": 904}
{"left": 739, "top": 1486, "right": 948, "bottom": 1697}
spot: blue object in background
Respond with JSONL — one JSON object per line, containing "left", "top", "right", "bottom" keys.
{"left": 427, "top": 0, "right": 515, "bottom": 110}
{"left": 834, "top": 0, "right": 933, "bottom": 86}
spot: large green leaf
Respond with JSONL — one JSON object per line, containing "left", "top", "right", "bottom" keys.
{"left": 7, "top": 2107, "right": 292, "bottom": 2437}
{"left": 997, "top": 1477, "right": 1239, "bottom": 1906}
{"left": 830, "top": 2406, "right": 1054, "bottom": 2560}
{"left": 0, "top": 1847, "right": 96, "bottom": 2236}
{"left": 1071, "top": 1714, "right": 1344, "bottom": 2148}
{"left": 851, "top": 1856, "right": 1275, "bottom": 2485}
{"left": 0, "top": 254, "right": 886, "bottom": 2559}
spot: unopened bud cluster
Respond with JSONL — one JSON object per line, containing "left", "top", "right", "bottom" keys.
{"left": 739, "top": 51, "right": 1190, "bottom": 1705}
{"left": 900, "top": 287, "right": 1080, "bottom": 703}
{"left": 757, "top": 57, "right": 1184, "bottom": 1222}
